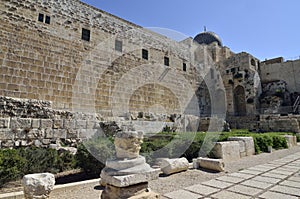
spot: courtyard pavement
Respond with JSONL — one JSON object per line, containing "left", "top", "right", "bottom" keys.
{"left": 163, "top": 152, "right": 300, "bottom": 199}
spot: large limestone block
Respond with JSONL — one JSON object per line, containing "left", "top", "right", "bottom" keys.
{"left": 197, "top": 157, "right": 225, "bottom": 172}
{"left": 284, "top": 135, "right": 297, "bottom": 148}
{"left": 211, "top": 141, "right": 240, "bottom": 162}
{"left": 100, "top": 168, "right": 160, "bottom": 187}
{"left": 101, "top": 183, "right": 159, "bottom": 199}
{"left": 160, "top": 158, "right": 189, "bottom": 175}
{"left": 22, "top": 173, "right": 55, "bottom": 199}
{"left": 228, "top": 137, "right": 255, "bottom": 157}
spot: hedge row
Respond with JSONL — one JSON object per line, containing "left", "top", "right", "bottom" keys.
{"left": 0, "top": 130, "right": 295, "bottom": 187}
{"left": 0, "top": 136, "right": 114, "bottom": 187}
{"left": 141, "top": 131, "right": 293, "bottom": 162}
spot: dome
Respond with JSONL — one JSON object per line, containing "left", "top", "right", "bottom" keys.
{"left": 194, "top": 31, "right": 223, "bottom": 46}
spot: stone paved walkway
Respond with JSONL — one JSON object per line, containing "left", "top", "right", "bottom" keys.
{"left": 163, "top": 152, "right": 300, "bottom": 199}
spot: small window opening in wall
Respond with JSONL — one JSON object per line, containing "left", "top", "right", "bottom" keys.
{"left": 142, "top": 49, "right": 148, "bottom": 60}
{"left": 164, "top": 56, "right": 169, "bottom": 66}
{"left": 183, "top": 63, "right": 187, "bottom": 72}
{"left": 210, "top": 68, "right": 214, "bottom": 79}
{"left": 115, "top": 40, "right": 122, "bottom": 52}
{"left": 38, "top": 13, "right": 44, "bottom": 22}
{"left": 251, "top": 58, "right": 256, "bottom": 66}
{"left": 82, "top": 28, "right": 91, "bottom": 42}
{"left": 45, "top": 16, "right": 51, "bottom": 24}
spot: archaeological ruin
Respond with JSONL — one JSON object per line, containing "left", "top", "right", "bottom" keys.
{"left": 1, "top": 0, "right": 300, "bottom": 149}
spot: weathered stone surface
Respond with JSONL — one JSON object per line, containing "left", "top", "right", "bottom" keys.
{"left": 10, "top": 118, "right": 31, "bottom": 129}
{"left": 211, "top": 141, "right": 241, "bottom": 162}
{"left": 101, "top": 183, "right": 159, "bottom": 199}
{"left": 284, "top": 135, "right": 297, "bottom": 148}
{"left": 114, "top": 131, "right": 143, "bottom": 159}
{"left": 0, "top": 118, "right": 10, "bottom": 128}
{"left": 228, "top": 137, "right": 255, "bottom": 157}
{"left": 100, "top": 167, "right": 160, "bottom": 188}
{"left": 58, "top": 147, "right": 77, "bottom": 155}
{"left": 106, "top": 156, "right": 146, "bottom": 171}
{"left": 197, "top": 157, "right": 225, "bottom": 172}
{"left": 160, "top": 158, "right": 189, "bottom": 175}
{"left": 22, "top": 173, "right": 55, "bottom": 199}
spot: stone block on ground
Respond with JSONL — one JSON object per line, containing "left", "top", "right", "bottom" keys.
{"left": 22, "top": 173, "right": 55, "bottom": 199}
{"left": 228, "top": 137, "right": 255, "bottom": 157}
{"left": 160, "top": 158, "right": 189, "bottom": 175}
{"left": 284, "top": 135, "right": 297, "bottom": 148}
{"left": 101, "top": 183, "right": 159, "bottom": 199}
{"left": 100, "top": 167, "right": 160, "bottom": 188}
{"left": 211, "top": 141, "right": 241, "bottom": 162}
{"left": 197, "top": 157, "right": 225, "bottom": 172}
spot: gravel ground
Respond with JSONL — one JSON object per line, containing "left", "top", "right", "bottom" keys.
{"left": 149, "top": 144, "right": 300, "bottom": 194}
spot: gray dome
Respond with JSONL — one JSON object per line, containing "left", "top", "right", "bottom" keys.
{"left": 194, "top": 31, "right": 223, "bottom": 46}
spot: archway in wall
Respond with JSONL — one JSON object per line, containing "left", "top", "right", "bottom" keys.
{"left": 234, "top": 86, "right": 246, "bottom": 116}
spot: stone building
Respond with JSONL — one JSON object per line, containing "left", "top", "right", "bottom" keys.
{"left": 0, "top": 0, "right": 300, "bottom": 148}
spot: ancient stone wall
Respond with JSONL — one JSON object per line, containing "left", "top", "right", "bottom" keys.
{"left": 260, "top": 59, "right": 300, "bottom": 93}
{"left": 0, "top": 0, "right": 201, "bottom": 118}
{"left": 0, "top": 96, "right": 100, "bottom": 148}
{"left": 258, "top": 114, "right": 300, "bottom": 133}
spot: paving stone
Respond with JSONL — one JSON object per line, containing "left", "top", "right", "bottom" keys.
{"left": 261, "top": 163, "right": 280, "bottom": 169}
{"left": 239, "top": 169, "right": 263, "bottom": 175}
{"left": 184, "top": 184, "right": 220, "bottom": 196}
{"left": 258, "top": 191, "right": 298, "bottom": 199}
{"left": 248, "top": 165, "right": 271, "bottom": 172}
{"left": 228, "top": 172, "right": 254, "bottom": 179}
{"left": 252, "top": 176, "right": 281, "bottom": 184}
{"left": 211, "top": 190, "right": 251, "bottom": 199}
{"left": 241, "top": 179, "right": 273, "bottom": 189}
{"left": 261, "top": 172, "right": 287, "bottom": 179}
{"left": 281, "top": 165, "right": 300, "bottom": 170}
{"left": 278, "top": 166, "right": 297, "bottom": 172}
{"left": 288, "top": 176, "right": 300, "bottom": 182}
{"left": 270, "top": 185, "right": 300, "bottom": 196}
{"left": 280, "top": 180, "right": 300, "bottom": 188}
{"left": 270, "top": 169, "right": 294, "bottom": 176}
{"left": 164, "top": 190, "right": 201, "bottom": 199}
{"left": 201, "top": 179, "right": 233, "bottom": 189}
{"left": 228, "top": 184, "right": 263, "bottom": 196}
{"left": 216, "top": 176, "right": 244, "bottom": 184}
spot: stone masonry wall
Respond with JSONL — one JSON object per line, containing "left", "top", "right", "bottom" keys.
{"left": 260, "top": 59, "right": 300, "bottom": 93}
{"left": 0, "top": 96, "right": 100, "bottom": 148}
{"left": 0, "top": 0, "right": 201, "bottom": 118}
{"left": 257, "top": 114, "right": 300, "bottom": 133}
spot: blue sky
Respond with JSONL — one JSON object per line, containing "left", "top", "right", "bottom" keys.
{"left": 81, "top": 0, "right": 299, "bottom": 61}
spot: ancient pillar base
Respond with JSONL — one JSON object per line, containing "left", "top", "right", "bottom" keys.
{"left": 101, "top": 183, "right": 159, "bottom": 199}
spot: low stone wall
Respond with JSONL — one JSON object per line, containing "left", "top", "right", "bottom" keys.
{"left": 258, "top": 115, "right": 300, "bottom": 133}
{"left": 212, "top": 137, "right": 255, "bottom": 162}
{"left": 227, "top": 115, "right": 258, "bottom": 130}
{"left": 0, "top": 97, "right": 100, "bottom": 148}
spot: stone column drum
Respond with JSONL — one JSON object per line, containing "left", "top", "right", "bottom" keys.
{"left": 100, "top": 131, "right": 160, "bottom": 199}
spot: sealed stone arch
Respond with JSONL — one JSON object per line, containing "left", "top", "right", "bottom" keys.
{"left": 234, "top": 86, "right": 246, "bottom": 116}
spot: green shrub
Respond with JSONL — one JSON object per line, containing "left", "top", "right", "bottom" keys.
{"left": 18, "top": 148, "right": 60, "bottom": 174}
{"left": 0, "top": 149, "right": 26, "bottom": 187}
{"left": 76, "top": 137, "right": 114, "bottom": 175}
{"left": 272, "top": 136, "right": 288, "bottom": 149}
{"left": 0, "top": 147, "right": 77, "bottom": 187}
{"left": 296, "top": 134, "right": 300, "bottom": 142}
